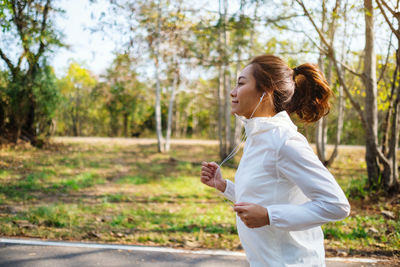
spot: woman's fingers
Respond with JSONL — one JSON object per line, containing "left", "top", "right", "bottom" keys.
{"left": 201, "top": 169, "right": 213, "bottom": 176}
{"left": 234, "top": 202, "right": 251, "bottom": 206}
{"left": 200, "top": 177, "right": 209, "bottom": 183}
{"left": 201, "top": 172, "right": 214, "bottom": 182}
{"left": 201, "top": 165, "right": 214, "bottom": 174}
{"left": 201, "top": 162, "right": 220, "bottom": 175}
{"left": 234, "top": 203, "right": 249, "bottom": 225}
{"left": 208, "top": 162, "right": 219, "bottom": 169}
{"left": 233, "top": 205, "right": 248, "bottom": 213}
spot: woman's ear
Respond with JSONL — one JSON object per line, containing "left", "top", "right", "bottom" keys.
{"left": 261, "top": 90, "right": 273, "bottom": 103}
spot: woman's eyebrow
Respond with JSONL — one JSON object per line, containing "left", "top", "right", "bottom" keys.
{"left": 238, "top": 76, "right": 246, "bottom": 81}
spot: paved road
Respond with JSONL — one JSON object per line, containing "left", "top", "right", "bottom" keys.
{"left": 0, "top": 239, "right": 394, "bottom": 267}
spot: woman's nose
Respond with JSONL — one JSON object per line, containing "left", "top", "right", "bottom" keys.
{"left": 230, "top": 87, "right": 237, "bottom": 98}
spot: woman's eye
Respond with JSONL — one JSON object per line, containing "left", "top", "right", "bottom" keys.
{"left": 237, "top": 83, "right": 244, "bottom": 86}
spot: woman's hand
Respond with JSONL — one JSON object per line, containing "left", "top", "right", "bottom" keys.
{"left": 234, "top": 202, "right": 270, "bottom": 228}
{"left": 200, "top": 161, "right": 226, "bottom": 192}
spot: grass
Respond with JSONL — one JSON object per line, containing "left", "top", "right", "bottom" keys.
{"left": 0, "top": 138, "right": 399, "bottom": 259}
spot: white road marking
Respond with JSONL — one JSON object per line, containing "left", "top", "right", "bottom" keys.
{"left": 325, "top": 257, "right": 387, "bottom": 263}
{"left": 0, "top": 238, "right": 245, "bottom": 257}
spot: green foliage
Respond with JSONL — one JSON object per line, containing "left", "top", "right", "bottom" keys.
{"left": 117, "top": 175, "right": 148, "bottom": 185}
{"left": 28, "top": 204, "right": 74, "bottom": 228}
{"left": 0, "top": 0, "right": 12, "bottom": 32}
{"left": 60, "top": 172, "right": 105, "bottom": 191}
{"left": 345, "top": 176, "right": 369, "bottom": 200}
{"left": 33, "top": 63, "right": 62, "bottom": 138}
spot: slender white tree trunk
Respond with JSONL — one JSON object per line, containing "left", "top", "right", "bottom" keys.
{"left": 165, "top": 66, "right": 178, "bottom": 152}
{"left": 217, "top": 0, "right": 226, "bottom": 160}
{"left": 154, "top": 0, "right": 164, "bottom": 152}
{"left": 222, "top": 0, "right": 231, "bottom": 157}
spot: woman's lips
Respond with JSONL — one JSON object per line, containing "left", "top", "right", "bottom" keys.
{"left": 232, "top": 100, "right": 239, "bottom": 104}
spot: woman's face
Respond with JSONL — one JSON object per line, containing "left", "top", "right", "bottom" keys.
{"left": 230, "top": 64, "right": 265, "bottom": 118}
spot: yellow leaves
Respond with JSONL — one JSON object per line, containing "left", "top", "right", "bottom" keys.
{"left": 59, "top": 62, "right": 96, "bottom": 96}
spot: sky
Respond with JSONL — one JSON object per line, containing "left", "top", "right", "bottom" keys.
{"left": 51, "top": 0, "right": 228, "bottom": 78}
{"left": 52, "top": 0, "right": 115, "bottom": 77}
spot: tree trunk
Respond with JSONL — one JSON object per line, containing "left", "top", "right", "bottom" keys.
{"left": 154, "top": 0, "right": 164, "bottom": 152}
{"left": 181, "top": 106, "right": 189, "bottom": 138}
{"left": 315, "top": 118, "right": 326, "bottom": 163}
{"left": 223, "top": 0, "right": 232, "bottom": 156}
{"left": 72, "top": 106, "right": 78, "bottom": 137}
{"left": 22, "top": 98, "right": 36, "bottom": 144}
{"left": 315, "top": 51, "right": 326, "bottom": 163}
{"left": 123, "top": 112, "right": 128, "bottom": 137}
{"left": 363, "top": 0, "right": 380, "bottom": 188}
{"left": 192, "top": 99, "right": 198, "bottom": 136}
{"left": 382, "top": 57, "right": 400, "bottom": 193}
{"left": 174, "top": 101, "right": 180, "bottom": 138}
{"left": 326, "top": 83, "right": 344, "bottom": 167}
{"left": 315, "top": 3, "right": 328, "bottom": 164}
{"left": 0, "top": 101, "right": 4, "bottom": 132}
{"left": 316, "top": 51, "right": 328, "bottom": 164}
{"left": 165, "top": 68, "right": 178, "bottom": 152}
{"left": 217, "top": 63, "right": 225, "bottom": 160}
{"left": 217, "top": 0, "right": 226, "bottom": 160}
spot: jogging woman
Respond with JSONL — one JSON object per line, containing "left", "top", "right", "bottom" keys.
{"left": 200, "top": 54, "right": 350, "bottom": 267}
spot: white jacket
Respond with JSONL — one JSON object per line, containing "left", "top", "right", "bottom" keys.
{"left": 223, "top": 111, "right": 350, "bottom": 267}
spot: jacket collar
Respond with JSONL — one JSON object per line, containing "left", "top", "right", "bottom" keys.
{"left": 238, "top": 111, "right": 297, "bottom": 137}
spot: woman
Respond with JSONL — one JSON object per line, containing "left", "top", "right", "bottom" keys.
{"left": 200, "top": 55, "right": 350, "bottom": 267}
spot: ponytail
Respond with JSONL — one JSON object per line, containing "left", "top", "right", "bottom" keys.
{"left": 287, "top": 63, "right": 332, "bottom": 123}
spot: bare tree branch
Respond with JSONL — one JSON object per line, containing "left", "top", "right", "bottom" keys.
{"left": 34, "top": 0, "right": 51, "bottom": 64}
{"left": 340, "top": 61, "right": 363, "bottom": 78}
{"left": 11, "top": 0, "right": 32, "bottom": 64}
{"left": 377, "top": 31, "right": 394, "bottom": 85}
{"left": 295, "top": 0, "right": 331, "bottom": 49}
{"left": 376, "top": 0, "right": 400, "bottom": 39}
{"left": 0, "top": 48, "right": 15, "bottom": 73}
{"left": 331, "top": 54, "right": 367, "bottom": 128}
{"left": 378, "top": 0, "right": 398, "bottom": 17}
{"left": 299, "top": 29, "right": 329, "bottom": 54}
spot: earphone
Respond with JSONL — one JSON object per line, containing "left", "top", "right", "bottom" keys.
{"left": 260, "top": 92, "right": 266, "bottom": 100}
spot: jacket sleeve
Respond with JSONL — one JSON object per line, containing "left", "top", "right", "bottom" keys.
{"left": 222, "top": 179, "right": 236, "bottom": 202}
{"left": 266, "top": 135, "right": 350, "bottom": 231}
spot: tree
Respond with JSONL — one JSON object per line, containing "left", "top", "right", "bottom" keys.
{"left": 57, "top": 63, "right": 96, "bottom": 136}
{"left": 374, "top": 0, "right": 400, "bottom": 193}
{"left": 102, "top": 53, "right": 148, "bottom": 137}
{"left": 0, "top": 0, "right": 63, "bottom": 145}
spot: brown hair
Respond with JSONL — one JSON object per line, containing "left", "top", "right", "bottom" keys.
{"left": 249, "top": 54, "right": 332, "bottom": 123}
